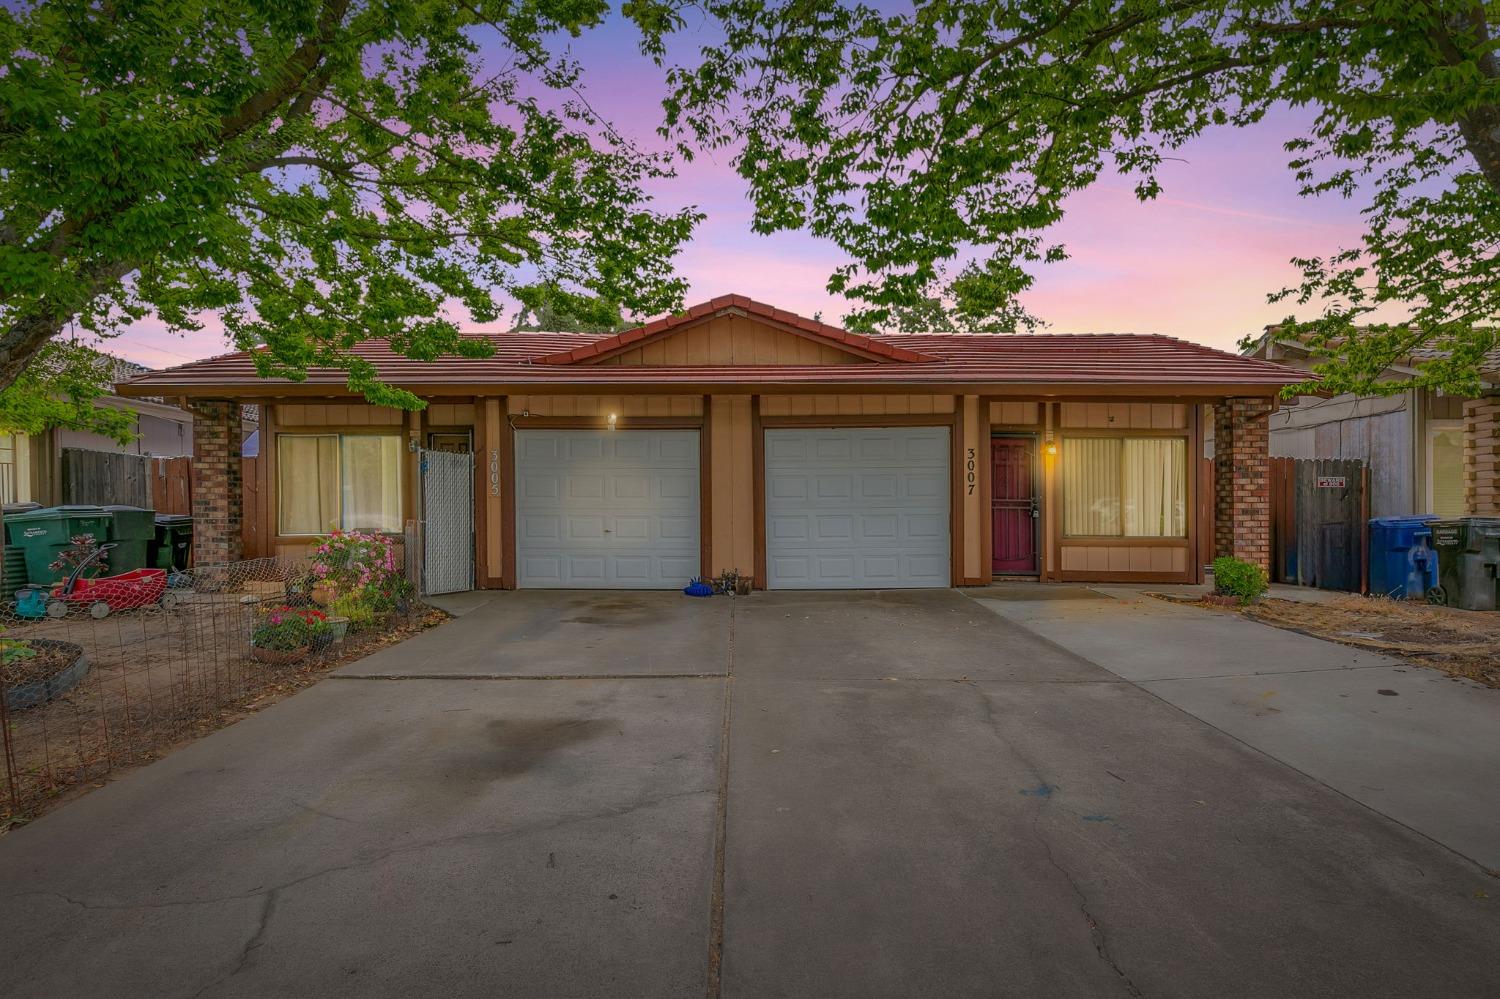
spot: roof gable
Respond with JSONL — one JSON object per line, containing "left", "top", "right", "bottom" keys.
{"left": 532, "top": 295, "right": 937, "bottom": 366}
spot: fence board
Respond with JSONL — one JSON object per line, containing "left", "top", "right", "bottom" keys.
{"left": 61, "top": 449, "right": 149, "bottom": 507}
{"left": 150, "top": 456, "right": 192, "bottom": 515}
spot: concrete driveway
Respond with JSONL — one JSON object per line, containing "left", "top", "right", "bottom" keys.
{"left": 0, "top": 589, "right": 1496, "bottom": 998}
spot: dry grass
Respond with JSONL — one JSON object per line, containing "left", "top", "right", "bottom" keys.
{"left": 1243, "top": 595, "right": 1500, "bottom": 688}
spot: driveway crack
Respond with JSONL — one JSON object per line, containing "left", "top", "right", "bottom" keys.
{"left": 970, "top": 682, "right": 1145, "bottom": 998}
{"left": 705, "top": 597, "right": 736, "bottom": 999}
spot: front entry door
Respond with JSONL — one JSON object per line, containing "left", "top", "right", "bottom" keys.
{"left": 991, "top": 437, "right": 1038, "bottom": 574}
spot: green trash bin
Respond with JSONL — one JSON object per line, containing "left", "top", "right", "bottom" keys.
{"left": 0, "top": 502, "right": 38, "bottom": 602}
{"left": 1428, "top": 517, "right": 1500, "bottom": 611}
{"left": 103, "top": 504, "right": 155, "bottom": 572}
{"left": 4, "top": 505, "right": 111, "bottom": 586}
{"left": 153, "top": 513, "right": 194, "bottom": 572}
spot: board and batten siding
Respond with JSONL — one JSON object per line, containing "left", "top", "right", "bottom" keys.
{"left": 600, "top": 314, "right": 864, "bottom": 366}
{"left": 758, "top": 394, "right": 955, "bottom": 416}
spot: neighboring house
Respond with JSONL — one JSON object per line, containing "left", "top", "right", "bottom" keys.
{"left": 1242, "top": 333, "right": 1499, "bottom": 518}
{"left": 0, "top": 356, "right": 255, "bottom": 506}
{"left": 118, "top": 295, "right": 1299, "bottom": 586}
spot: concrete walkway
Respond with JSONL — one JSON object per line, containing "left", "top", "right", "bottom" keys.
{"left": 0, "top": 589, "right": 1495, "bottom": 998}
{"left": 973, "top": 583, "right": 1500, "bottom": 871}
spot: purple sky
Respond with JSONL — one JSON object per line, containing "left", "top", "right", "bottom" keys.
{"left": 110, "top": 18, "right": 1385, "bottom": 370}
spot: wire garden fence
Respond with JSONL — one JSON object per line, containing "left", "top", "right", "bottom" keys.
{"left": 0, "top": 532, "right": 432, "bottom": 824}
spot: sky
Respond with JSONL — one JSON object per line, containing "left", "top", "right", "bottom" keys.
{"left": 109, "top": 14, "right": 1382, "bottom": 370}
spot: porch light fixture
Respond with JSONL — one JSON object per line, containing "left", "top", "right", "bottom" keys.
{"left": 1044, "top": 437, "right": 1058, "bottom": 456}
{"left": 606, "top": 413, "right": 618, "bottom": 430}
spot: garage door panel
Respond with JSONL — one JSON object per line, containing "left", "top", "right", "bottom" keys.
{"left": 516, "top": 430, "right": 700, "bottom": 589}
{"left": 765, "top": 427, "right": 949, "bottom": 589}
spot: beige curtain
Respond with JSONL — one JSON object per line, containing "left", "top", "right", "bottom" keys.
{"left": 1430, "top": 428, "right": 1465, "bottom": 518}
{"left": 278, "top": 435, "right": 340, "bottom": 535}
{"left": 1122, "top": 438, "right": 1186, "bottom": 537}
{"left": 341, "top": 435, "right": 403, "bottom": 532}
{"left": 1063, "top": 437, "right": 1121, "bottom": 536}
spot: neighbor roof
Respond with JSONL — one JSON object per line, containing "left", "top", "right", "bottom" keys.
{"left": 117, "top": 296, "right": 1303, "bottom": 397}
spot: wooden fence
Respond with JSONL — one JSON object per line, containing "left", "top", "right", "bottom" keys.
{"left": 58, "top": 449, "right": 193, "bottom": 514}
{"left": 151, "top": 456, "right": 192, "bottom": 515}
{"left": 1273, "top": 457, "right": 1370, "bottom": 592}
{"left": 60, "top": 448, "right": 150, "bottom": 507}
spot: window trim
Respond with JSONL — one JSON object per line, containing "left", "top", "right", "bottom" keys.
{"left": 1060, "top": 430, "right": 1190, "bottom": 540}
{"left": 276, "top": 431, "right": 405, "bottom": 537}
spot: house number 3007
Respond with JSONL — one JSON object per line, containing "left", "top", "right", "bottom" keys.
{"left": 966, "top": 447, "right": 977, "bottom": 495}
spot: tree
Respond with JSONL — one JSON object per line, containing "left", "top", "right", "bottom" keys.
{"left": 1, "top": 0, "right": 700, "bottom": 410}
{"left": 511, "top": 281, "right": 640, "bottom": 332}
{"left": 0, "top": 342, "right": 137, "bottom": 444}
{"left": 664, "top": 0, "right": 1500, "bottom": 395}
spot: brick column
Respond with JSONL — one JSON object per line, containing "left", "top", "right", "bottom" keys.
{"left": 189, "top": 400, "right": 243, "bottom": 567}
{"left": 1465, "top": 396, "right": 1500, "bottom": 515}
{"left": 1213, "top": 397, "right": 1272, "bottom": 569}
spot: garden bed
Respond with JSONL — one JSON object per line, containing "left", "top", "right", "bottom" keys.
{"left": 1153, "top": 591, "right": 1500, "bottom": 689}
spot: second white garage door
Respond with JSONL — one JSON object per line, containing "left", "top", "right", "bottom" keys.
{"left": 764, "top": 427, "right": 950, "bottom": 588}
{"left": 515, "top": 430, "right": 700, "bottom": 588}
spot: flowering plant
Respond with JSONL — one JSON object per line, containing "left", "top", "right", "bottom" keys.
{"left": 251, "top": 605, "right": 330, "bottom": 651}
{"left": 310, "top": 530, "right": 401, "bottom": 600}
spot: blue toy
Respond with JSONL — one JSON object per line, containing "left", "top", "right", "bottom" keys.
{"left": 683, "top": 578, "right": 714, "bottom": 598}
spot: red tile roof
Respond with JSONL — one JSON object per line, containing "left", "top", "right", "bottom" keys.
{"left": 116, "top": 298, "right": 1304, "bottom": 396}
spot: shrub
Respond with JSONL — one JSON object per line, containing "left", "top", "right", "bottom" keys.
{"left": 1212, "top": 556, "right": 1269, "bottom": 604}
{"left": 252, "top": 605, "right": 331, "bottom": 651}
{"left": 311, "top": 530, "right": 402, "bottom": 602}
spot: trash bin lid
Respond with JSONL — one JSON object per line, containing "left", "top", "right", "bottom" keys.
{"left": 1369, "top": 515, "right": 1438, "bottom": 527}
{"left": 154, "top": 513, "right": 193, "bottom": 525}
{"left": 1, "top": 501, "right": 40, "bottom": 515}
{"left": 4, "top": 504, "right": 103, "bottom": 522}
{"left": 102, "top": 504, "right": 151, "bottom": 513}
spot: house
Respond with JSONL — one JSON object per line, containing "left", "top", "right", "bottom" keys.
{"left": 1, "top": 358, "right": 196, "bottom": 506}
{"left": 1242, "top": 333, "right": 1500, "bottom": 518}
{"left": 116, "top": 295, "right": 1302, "bottom": 588}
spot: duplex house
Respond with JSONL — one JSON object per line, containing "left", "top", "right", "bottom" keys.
{"left": 118, "top": 296, "right": 1301, "bottom": 590}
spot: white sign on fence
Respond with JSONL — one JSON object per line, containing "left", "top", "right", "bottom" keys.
{"left": 1315, "top": 475, "right": 1348, "bottom": 489}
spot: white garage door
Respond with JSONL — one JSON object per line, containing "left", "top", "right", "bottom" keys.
{"left": 515, "top": 430, "right": 700, "bottom": 588}
{"left": 764, "top": 427, "right": 950, "bottom": 589}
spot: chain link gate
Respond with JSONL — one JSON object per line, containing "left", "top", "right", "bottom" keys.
{"left": 419, "top": 449, "right": 474, "bottom": 595}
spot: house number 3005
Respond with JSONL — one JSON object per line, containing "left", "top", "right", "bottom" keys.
{"left": 966, "top": 447, "right": 977, "bottom": 496}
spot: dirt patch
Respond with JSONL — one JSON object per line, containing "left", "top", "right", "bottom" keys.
{"left": 1152, "top": 592, "right": 1500, "bottom": 689}
{"left": 1, "top": 605, "right": 449, "bottom": 829}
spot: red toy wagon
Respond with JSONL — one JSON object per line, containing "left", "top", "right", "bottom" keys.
{"left": 46, "top": 544, "right": 173, "bottom": 619}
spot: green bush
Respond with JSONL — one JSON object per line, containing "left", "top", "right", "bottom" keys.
{"left": 1212, "top": 556, "right": 1269, "bottom": 604}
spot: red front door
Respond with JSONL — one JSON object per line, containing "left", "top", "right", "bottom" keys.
{"left": 992, "top": 437, "right": 1037, "bottom": 573}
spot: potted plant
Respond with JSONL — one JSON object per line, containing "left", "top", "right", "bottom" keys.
{"left": 250, "top": 605, "right": 330, "bottom": 664}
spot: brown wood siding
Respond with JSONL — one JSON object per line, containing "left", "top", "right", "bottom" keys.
{"left": 507, "top": 395, "right": 703, "bottom": 417}
{"left": 1059, "top": 401, "right": 1188, "bottom": 429}
{"left": 600, "top": 314, "right": 866, "bottom": 366}
{"left": 988, "top": 401, "right": 1041, "bottom": 426}
{"left": 758, "top": 394, "right": 956, "bottom": 416}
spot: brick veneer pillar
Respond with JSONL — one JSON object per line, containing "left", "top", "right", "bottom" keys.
{"left": 1213, "top": 397, "right": 1272, "bottom": 569}
{"left": 1465, "top": 396, "right": 1500, "bottom": 515}
{"left": 189, "top": 400, "right": 243, "bottom": 567}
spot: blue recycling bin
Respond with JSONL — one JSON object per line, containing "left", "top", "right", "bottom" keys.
{"left": 1367, "top": 516, "right": 1439, "bottom": 599}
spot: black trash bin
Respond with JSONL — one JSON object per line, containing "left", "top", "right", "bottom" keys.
{"left": 1428, "top": 517, "right": 1500, "bottom": 611}
{"left": 152, "top": 513, "right": 194, "bottom": 572}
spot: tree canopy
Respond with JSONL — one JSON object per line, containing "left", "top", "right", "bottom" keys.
{"left": 511, "top": 281, "right": 640, "bottom": 332}
{"left": 665, "top": 0, "right": 1500, "bottom": 394}
{"left": 1, "top": 0, "right": 700, "bottom": 409}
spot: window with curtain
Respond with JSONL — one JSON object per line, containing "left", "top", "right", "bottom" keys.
{"left": 1063, "top": 436, "right": 1186, "bottom": 538}
{"left": 278, "top": 434, "right": 403, "bottom": 535}
{"left": 1428, "top": 426, "right": 1465, "bottom": 518}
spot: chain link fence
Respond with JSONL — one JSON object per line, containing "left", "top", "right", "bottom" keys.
{"left": 0, "top": 538, "right": 436, "bottom": 824}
